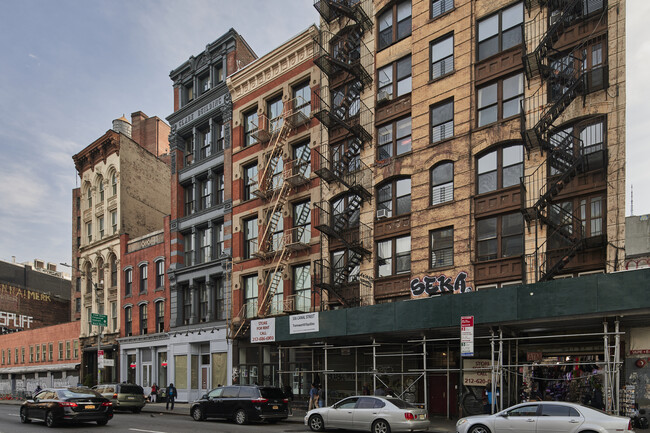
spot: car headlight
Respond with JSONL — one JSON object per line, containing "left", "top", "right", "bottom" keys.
{"left": 456, "top": 418, "right": 468, "bottom": 427}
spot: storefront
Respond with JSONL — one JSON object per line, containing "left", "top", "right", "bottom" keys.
{"left": 118, "top": 334, "right": 169, "bottom": 394}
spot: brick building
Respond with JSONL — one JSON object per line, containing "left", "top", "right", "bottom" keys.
{"left": 0, "top": 321, "right": 81, "bottom": 396}
{"left": 166, "top": 29, "right": 256, "bottom": 401}
{"left": 117, "top": 217, "right": 171, "bottom": 390}
{"left": 226, "top": 25, "right": 322, "bottom": 393}
{"left": 72, "top": 112, "right": 170, "bottom": 385}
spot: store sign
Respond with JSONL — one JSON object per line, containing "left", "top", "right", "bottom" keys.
{"left": 527, "top": 352, "right": 543, "bottom": 361}
{"left": 461, "top": 316, "right": 474, "bottom": 357}
{"left": 463, "top": 359, "right": 491, "bottom": 386}
{"left": 103, "top": 359, "right": 114, "bottom": 367}
{"left": 0, "top": 311, "right": 33, "bottom": 329}
{"left": 410, "top": 272, "right": 472, "bottom": 297}
{"left": 289, "top": 312, "right": 319, "bottom": 334}
{"left": 251, "top": 318, "right": 275, "bottom": 343}
{"left": 171, "top": 94, "right": 226, "bottom": 132}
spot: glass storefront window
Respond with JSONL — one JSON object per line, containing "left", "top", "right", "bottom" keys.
{"left": 127, "top": 354, "right": 136, "bottom": 384}
{"left": 175, "top": 355, "right": 187, "bottom": 389}
{"left": 158, "top": 352, "right": 168, "bottom": 388}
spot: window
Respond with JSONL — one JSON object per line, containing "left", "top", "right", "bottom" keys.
{"left": 111, "top": 210, "right": 117, "bottom": 234}
{"left": 22, "top": 347, "right": 26, "bottom": 363}
{"left": 35, "top": 345, "right": 39, "bottom": 362}
{"left": 293, "top": 80, "right": 311, "bottom": 119}
{"left": 214, "top": 122, "right": 225, "bottom": 152}
{"left": 125, "top": 268, "right": 132, "bottom": 296}
{"left": 155, "top": 301, "right": 165, "bottom": 333}
{"left": 215, "top": 62, "right": 224, "bottom": 84}
{"left": 332, "top": 81, "right": 362, "bottom": 120}
{"left": 378, "top": 117, "right": 411, "bottom": 160}
{"left": 332, "top": 194, "right": 361, "bottom": 230}
{"left": 139, "top": 304, "right": 147, "bottom": 335}
{"left": 292, "top": 141, "right": 311, "bottom": 177}
{"left": 184, "top": 231, "right": 194, "bottom": 266}
{"left": 76, "top": 277, "right": 81, "bottom": 292}
{"left": 431, "top": 162, "right": 454, "bottom": 205}
{"left": 477, "top": 144, "right": 524, "bottom": 194}
{"left": 139, "top": 264, "right": 148, "bottom": 293}
{"left": 183, "top": 288, "right": 192, "bottom": 325}
{"left": 85, "top": 263, "right": 93, "bottom": 293}
{"left": 541, "top": 404, "right": 581, "bottom": 417}
{"left": 244, "top": 217, "right": 258, "bottom": 259}
{"left": 549, "top": 119, "right": 605, "bottom": 173}
{"left": 377, "top": 235, "right": 411, "bottom": 277}
{"left": 98, "top": 216, "right": 104, "bottom": 239}
{"left": 111, "top": 172, "right": 118, "bottom": 195}
{"left": 156, "top": 260, "right": 165, "bottom": 288}
{"left": 199, "top": 227, "right": 212, "bottom": 263}
{"left": 430, "top": 227, "right": 454, "bottom": 269}
{"left": 293, "top": 264, "right": 311, "bottom": 312}
{"left": 430, "top": 34, "right": 454, "bottom": 79}
{"left": 332, "top": 138, "right": 361, "bottom": 173}
{"left": 378, "top": 1, "right": 412, "bottom": 50}
{"left": 583, "top": 41, "right": 605, "bottom": 92}
{"left": 269, "top": 270, "right": 283, "bottom": 315}
{"left": 65, "top": 341, "right": 71, "bottom": 359}
{"left": 111, "top": 301, "right": 117, "bottom": 330}
{"left": 293, "top": 201, "right": 311, "bottom": 244}
{"left": 75, "top": 298, "right": 81, "bottom": 313}
{"left": 29, "top": 346, "right": 34, "bottom": 363}
{"left": 184, "top": 183, "right": 195, "bottom": 215}
{"left": 214, "top": 221, "right": 224, "bottom": 258}
{"left": 244, "top": 109, "right": 258, "bottom": 147}
{"left": 184, "top": 135, "right": 194, "bottom": 166}
{"left": 270, "top": 155, "right": 284, "bottom": 190}
{"left": 73, "top": 340, "right": 79, "bottom": 358}
{"left": 86, "top": 187, "right": 92, "bottom": 208}
{"left": 86, "top": 222, "right": 92, "bottom": 243}
{"left": 243, "top": 163, "right": 258, "bottom": 201}
{"left": 125, "top": 307, "right": 132, "bottom": 336}
{"left": 244, "top": 275, "right": 258, "bottom": 318}
{"left": 215, "top": 171, "right": 225, "bottom": 204}
{"left": 332, "top": 250, "right": 361, "bottom": 285}
{"left": 549, "top": 195, "right": 604, "bottom": 249}
{"left": 431, "top": 0, "right": 453, "bottom": 19}
{"left": 267, "top": 96, "right": 284, "bottom": 133}
{"left": 477, "top": 213, "right": 524, "bottom": 261}
{"left": 478, "top": 73, "right": 524, "bottom": 126}
{"left": 377, "top": 56, "right": 412, "bottom": 102}
{"left": 377, "top": 178, "right": 411, "bottom": 218}
{"left": 270, "top": 210, "right": 283, "bottom": 252}
{"left": 98, "top": 178, "right": 104, "bottom": 201}
{"left": 200, "top": 178, "right": 212, "bottom": 210}
{"left": 199, "top": 125, "right": 211, "bottom": 159}
{"left": 431, "top": 99, "right": 454, "bottom": 143}
{"left": 42, "top": 344, "right": 46, "bottom": 361}
{"left": 198, "top": 73, "right": 210, "bottom": 95}
{"left": 214, "top": 278, "right": 225, "bottom": 321}
{"left": 48, "top": 343, "right": 53, "bottom": 361}
{"left": 478, "top": 2, "right": 523, "bottom": 61}
{"left": 183, "top": 82, "right": 194, "bottom": 105}
{"left": 110, "top": 255, "right": 117, "bottom": 287}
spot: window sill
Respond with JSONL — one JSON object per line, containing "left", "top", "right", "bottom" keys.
{"left": 375, "top": 150, "right": 412, "bottom": 166}
{"left": 427, "top": 7, "right": 455, "bottom": 23}
{"left": 428, "top": 135, "right": 456, "bottom": 148}
{"left": 428, "top": 70, "right": 455, "bottom": 85}
{"left": 472, "top": 114, "right": 519, "bottom": 133}
{"left": 154, "top": 287, "right": 165, "bottom": 292}
{"left": 427, "top": 199, "right": 455, "bottom": 211}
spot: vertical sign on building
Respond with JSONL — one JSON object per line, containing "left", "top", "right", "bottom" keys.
{"left": 98, "top": 349, "right": 105, "bottom": 369}
{"left": 461, "top": 316, "right": 474, "bottom": 357}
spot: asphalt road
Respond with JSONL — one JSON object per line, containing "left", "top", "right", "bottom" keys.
{"left": 0, "top": 404, "right": 315, "bottom": 433}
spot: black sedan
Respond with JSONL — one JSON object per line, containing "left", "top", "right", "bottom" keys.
{"left": 20, "top": 386, "right": 113, "bottom": 427}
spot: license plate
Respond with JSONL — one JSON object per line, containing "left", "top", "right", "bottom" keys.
{"left": 85, "top": 405, "right": 95, "bottom": 410}
{"left": 128, "top": 396, "right": 135, "bottom": 400}
{"left": 272, "top": 405, "right": 278, "bottom": 410}
{"left": 419, "top": 414, "right": 425, "bottom": 419}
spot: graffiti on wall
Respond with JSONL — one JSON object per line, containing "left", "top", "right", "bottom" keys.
{"left": 410, "top": 271, "right": 472, "bottom": 297}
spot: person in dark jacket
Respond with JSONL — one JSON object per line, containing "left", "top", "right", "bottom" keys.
{"left": 166, "top": 383, "right": 177, "bottom": 410}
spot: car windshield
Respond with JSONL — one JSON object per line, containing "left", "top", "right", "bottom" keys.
{"left": 120, "top": 385, "right": 143, "bottom": 394}
{"left": 57, "top": 388, "right": 101, "bottom": 399}
{"left": 386, "top": 397, "right": 417, "bottom": 409}
{"left": 260, "top": 388, "right": 285, "bottom": 399}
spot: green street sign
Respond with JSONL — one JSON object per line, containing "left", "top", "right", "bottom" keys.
{"left": 91, "top": 313, "right": 108, "bottom": 327}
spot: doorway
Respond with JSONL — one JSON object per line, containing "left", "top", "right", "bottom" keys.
{"left": 429, "top": 373, "right": 459, "bottom": 416}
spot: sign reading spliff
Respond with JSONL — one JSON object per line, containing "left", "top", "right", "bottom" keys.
{"left": 461, "top": 316, "right": 474, "bottom": 357}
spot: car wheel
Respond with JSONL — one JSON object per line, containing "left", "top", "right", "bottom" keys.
{"left": 372, "top": 419, "right": 391, "bottom": 433}
{"left": 97, "top": 419, "right": 109, "bottom": 426}
{"left": 20, "top": 407, "right": 31, "bottom": 423}
{"left": 192, "top": 406, "right": 204, "bottom": 421}
{"left": 469, "top": 425, "right": 491, "bottom": 433}
{"left": 234, "top": 409, "right": 248, "bottom": 425}
{"left": 308, "top": 414, "right": 325, "bottom": 432}
{"left": 132, "top": 407, "right": 142, "bottom": 414}
{"left": 45, "top": 410, "right": 57, "bottom": 428}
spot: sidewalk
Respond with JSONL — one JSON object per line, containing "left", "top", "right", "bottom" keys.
{"left": 0, "top": 399, "right": 457, "bottom": 432}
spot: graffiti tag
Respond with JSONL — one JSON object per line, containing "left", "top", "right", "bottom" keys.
{"left": 410, "top": 272, "right": 472, "bottom": 297}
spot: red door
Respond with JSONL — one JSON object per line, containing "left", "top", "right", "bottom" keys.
{"left": 429, "top": 374, "right": 458, "bottom": 416}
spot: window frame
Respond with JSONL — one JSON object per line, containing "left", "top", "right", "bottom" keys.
{"left": 378, "top": 1, "right": 412, "bottom": 51}
{"left": 214, "top": 221, "right": 225, "bottom": 258}
{"left": 377, "top": 177, "right": 411, "bottom": 218}
{"left": 376, "top": 235, "right": 412, "bottom": 278}
{"left": 431, "top": 0, "right": 454, "bottom": 19}
{"left": 430, "top": 33, "right": 454, "bottom": 80}
{"left": 430, "top": 161, "right": 454, "bottom": 206}
{"left": 139, "top": 264, "right": 148, "bottom": 294}
{"left": 377, "top": 55, "right": 412, "bottom": 102}
{"left": 244, "top": 216, "right": 259, "bottom": 259}
{"left": 377, "top": 116, "right": 412, "bottom": 160}
{"left": 155, "top": 260, "right": 165, "bottom": 289}
{"left": 477, "top": 143, "right": 524, "bottom": 194}
{"left": 243, "top": 109, "right": 258, "bottom": 147}
{"left": 477, "top": 73, "right": 524, "bottom": 127}
{"left": 477, "top": 2, "right": 524, "bottom": 61}
{"left": 292, "top": 80, "right": 311, "bottom": 119}
{"left": 243, "top": 163, "right": 258, "bottom": 201}
{"left": 430, "top": 99, "right": 454, "bottom": 143}
{"left": 125, "top": 268, "right": 133, "bottom": 296}
{"left": 125, "top": 306, "right": 132, "bottom": 336}
{"left": 155, "top": 300, "right": 165, "bottom": 333}
{"left": 139, "top": 303, "right": 148, "bottom": 335}
{"left": 183, "top": 231, "right": 194, "bottom": 266}
{"left": 430, "top": 227, "right": 454, "bottom": 269}
{"left": 199, "top": 226, "right": 212, "bottom": 263}
{"left": 476, "top": 212, "right": 524, "bottom": 262}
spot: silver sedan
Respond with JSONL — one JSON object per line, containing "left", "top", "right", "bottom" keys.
{"left": 456, "top": 401, "right": 633, "bottom": 433}
{"left": 305, "top": 395, "right": 429, "bottom": 433}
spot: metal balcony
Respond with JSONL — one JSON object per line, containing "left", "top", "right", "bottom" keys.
{"left": 313, "top": 29, "right": 372, "bottom": 86}
{"left": 314, "top": 201, "right": 371, "bottom": 256}
{"left": 313, "top": 0, "right": 372, "bottom": 31}
{"left": 313, "top": 144, "right": 371, "bottom": 199}
{"left": 313, "top": 84, "right": 372, "bottom": 144}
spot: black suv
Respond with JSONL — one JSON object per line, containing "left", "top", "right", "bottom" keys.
{"left": 190, "top": 385, "right": 288, "bottom": 424}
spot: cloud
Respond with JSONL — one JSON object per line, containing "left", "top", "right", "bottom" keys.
{"left": 28, "top": 53, "right": 37, "bottom": 59}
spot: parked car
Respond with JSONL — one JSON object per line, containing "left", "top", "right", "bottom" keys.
{"left": 456, "top": 401, "right": 633, "bottom": 433}
{"left": 20, "top": 386, "right": 113, "bottom": 427}
{"left": 190, "top": 385, "right": 288, "bottom": 424}
{"left": 93, "top": 383, "right": 146, "bottom": 413}
{"left": 305, "top": 395, "right": 429, "bottom": 433}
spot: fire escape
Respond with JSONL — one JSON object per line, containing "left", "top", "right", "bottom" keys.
{"left": 232, "top": 97, "right": 312, "bottom": 339}
{"left": 312, "top": 0, "right": 373, "bottom": 307}
{"left": 520, "top": 0, "right": 608, "bottom": 282}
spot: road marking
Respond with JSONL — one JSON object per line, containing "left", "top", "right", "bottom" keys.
{"left": 130, "top": 429, "right": 168, "bottom": 433}
{"left": 7, "top": 414, "right": 19, "bottom": 417}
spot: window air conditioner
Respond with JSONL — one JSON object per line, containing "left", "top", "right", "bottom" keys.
{"left": 377, "top": 90, "right": 392, "bottom": 104}
{"left": 376, "top": 209, "right": 389, "bottom": 219}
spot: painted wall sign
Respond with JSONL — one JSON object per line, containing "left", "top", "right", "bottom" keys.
{"left": 0, "top": 283, "right": 52, "bottom": 302}
{"left": 410, "top": 271, "right": 472, "bottom": 297}
{"left": 171, "top": 94, "right": 226, "bottom": 132}
{"left": 251, "top": 318, "right": 276, "bottom": 343}
{"left": 0, "top": 311, "right": 33, "bottom": 329}
{"left": 289, "top": 312, "right": 319, "bottom": 334}
{"left": 461, "top": 316, "right": 474, "bottom": 357}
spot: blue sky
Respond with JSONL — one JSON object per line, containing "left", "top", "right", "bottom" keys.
{"left": 0, "top": 0, "right": 646, "bottom": 269}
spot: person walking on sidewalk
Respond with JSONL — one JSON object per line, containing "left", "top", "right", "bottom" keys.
{"left": 150, "top": 383, "right": 158, "bottom": 403}
{"left": 308, "top": 383, "right": 318, "bottom": 411}
{"left": 166, "top": 383, "right": 177, "bottom": 410}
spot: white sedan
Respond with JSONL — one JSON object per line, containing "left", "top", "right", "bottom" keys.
{"left": 305, "top": 396, "right": 430, "bottom": 433}
{"left": 456, "top": 401, "right": 633, "bottom": 433}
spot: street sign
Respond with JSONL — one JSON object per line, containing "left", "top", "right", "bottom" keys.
{"left": 91, "top": 313, "right": 107, "bottom": 327}
{"left": 98, "top": 350, "right": 104, "bottom": 368}
{"left": 461, "top": 315, "right": 474, "bottom": 357}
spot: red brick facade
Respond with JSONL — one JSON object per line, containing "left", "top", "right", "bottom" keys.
{"left": 0, "top": 321, "right": 81, "bottom": 368}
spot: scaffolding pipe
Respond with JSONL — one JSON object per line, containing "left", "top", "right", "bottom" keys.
{"left": 446, "top": 340, "right": 450, "bottom": 419}
{"left": 604, "top": 321, "right": 609, "bottom": 412}
{"left": 499, "top": 329, "right": 504, "bottom": 412}
{"left": 490, "top": 329, "right": 495, "bottom": 414}
{"left": 423, "top": 336, "right": 428, "bottom": 415}
{"left": 324, "top": 345, "right": 328, "bottom": 407}
{"left": 615, "top": 319, "right": 620, "bottom": 414}
{"left": 373, "top": 338, "right": 377, "bottom": 394}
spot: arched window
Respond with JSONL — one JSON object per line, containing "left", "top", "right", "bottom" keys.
{"left": 431, "top": 162, "right": 454, "bottom": 205}
{"left": 84, "top": 262, "right": 93, "bottom": 293}
{"left": 111, "top": 172, "right": 118, "bottom": 196}
{"left": 86, "top": 184, "right": 92, "bottom": 208}
{"left": 377, "top": 178, "right": 411, "bottom": 218}
{"left": 97, "top": 176, "right": 104, "bottom": 202}
{"left": 109, "top": 255, "right": 118, "bottom": 288}
{"left": 96, "top": 258, "right": 104, "bottom": 287}
{"left": 124, "top": 306, "right": 132, "bottom": 336}
{"left": 477, "top": 143, "right": 523, "bottom": 194}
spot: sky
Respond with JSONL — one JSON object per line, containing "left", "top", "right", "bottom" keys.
{"left": 0, "top": 0, "right": 647, "bottom": 270}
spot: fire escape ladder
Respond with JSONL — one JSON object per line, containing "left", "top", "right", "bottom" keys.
{"left": 313, "top": 0, "right": 372, "bottom": 32}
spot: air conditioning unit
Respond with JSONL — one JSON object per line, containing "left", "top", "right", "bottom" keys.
{"left": 376, "top": 209, "right": 389, "bottom": 219}
{"left": 377, "top": 90, "right": 392, "bottom": 104}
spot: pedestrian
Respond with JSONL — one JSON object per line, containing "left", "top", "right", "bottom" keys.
{"left": 483, "top": 382, "right": 491, "bottom": 414}
{"left": 166, "top": 383, "right": 177, "bottom": 410}
{"left": 318, "top": 385, "right": 325, "bottom": 408}
{"left": 34, "top": 385, "right": 42, "bottom": 395}
{"left": 150, "top": 383, "right": 157, "bottom": 403}
{"left": 374, "top": 385, "right": 386, "bottom": 396}
{"left": 283, "top": 385, "right": 294, "bottom": 415}
{"left": 308, "top": 383, "right": 318, "bottom": 411}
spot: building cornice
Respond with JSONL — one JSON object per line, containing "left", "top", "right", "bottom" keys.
{"left": 72, "top": 130, "right": 121, "bottom": 175}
